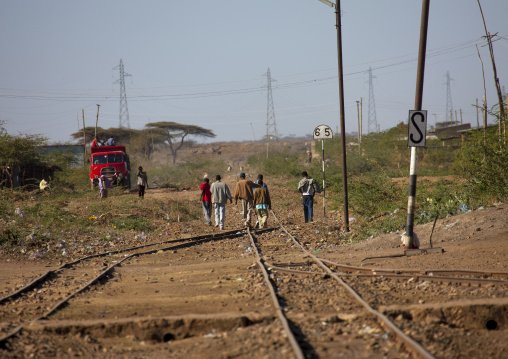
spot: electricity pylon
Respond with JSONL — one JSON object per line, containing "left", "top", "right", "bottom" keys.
{"left": 445, "top": 71, "right": 454, "bottom": 123}
{"left": 113, "top": 59, "right": 132, "bottom": 128}
{"left": 265, "top": 68, "right": 278, "bottom": 141}
{"left": 367, "top": 67, "right": 378, "bottom": 133}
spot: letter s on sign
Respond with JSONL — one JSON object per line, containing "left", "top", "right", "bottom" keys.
{"left": 410, "top": 112, "right": 424, "bottom": 144}
{"left": 407, "top": 110, "right": 427, "bottom": 147}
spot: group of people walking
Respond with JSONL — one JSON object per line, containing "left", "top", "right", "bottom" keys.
{"left": 100, "top": 165, "right": 320, "bottom": 227}
{"left": 201, "top": 171, "right": 320, "bottom": 230}
{"left": 200, "top": 173, "right": 271, "bottom": 230}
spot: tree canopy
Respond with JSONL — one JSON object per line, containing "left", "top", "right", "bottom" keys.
{"left": 0, "top": 131, "right": 47, "bottom": 189}
{"left": 70, "top": 126, "right": 135, "bottom": 145}
{"left": 145, "top": 122, "right": 216, "bottom": 164}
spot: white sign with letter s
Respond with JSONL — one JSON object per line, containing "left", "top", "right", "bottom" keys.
{"left": 408, "top": 110, "right": 427, "bottom": 147}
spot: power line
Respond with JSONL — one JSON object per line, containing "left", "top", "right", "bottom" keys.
{"left": 0, "top": 34, "right": 504, "bottom": 104}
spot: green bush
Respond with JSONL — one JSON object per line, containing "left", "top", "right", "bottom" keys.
{"left": 456, "top": 131, "right": 508, "bottom": 202}
{"left": 415, "top": 179, "right": 466, "bottom": 222}
{"left": 347, "top": 173, "right": 403, "bottom": 218}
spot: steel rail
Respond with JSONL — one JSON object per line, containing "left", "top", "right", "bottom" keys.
{"left": 265, "top": 262, "right": 508, "bottom": 286}
{"left": 0, "top": 228, "right": 271, "bottom": 346}
{"left": 270, "top": 210, "right": 436, "bottom": 359}
{"left": 319, "top": 258, "right": 508, "bottom": 280}
{"left": 246, "top": 227, "right": 305, "bottom": 359}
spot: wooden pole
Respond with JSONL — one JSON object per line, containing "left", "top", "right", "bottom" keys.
{"left": 82, "top": 109, "right": 87, "bottom": 166}
{"left": 476, "top": 45, "right": 488, "bottom": 145}
{"left": 477, "top": 0, "right": 505, "bottom": 146}
{"left": 335, "top": 0, "right": 349, "bottom": 231}
{"left": 356, "top": 100, "right": 361, "bottom": 154}
{"left": 476, "top": 98, "right": 480, "bottom": 128}
{"left": 322, "top": 139, "right": 326, "bottom": 217}
{"left": 95, "top": 104, "right": 100, "bottom": 139}
{"left": 405, "top": 0, "right": 430, "bottom": 249}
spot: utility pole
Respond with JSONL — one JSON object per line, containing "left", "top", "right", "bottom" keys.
{"left": 432, "top": 113, "right": 438, "bottom": 128}
{"left": 82, "top": 109, "right": 87, "bottom": 166}
{"left": 317, "top": 0, "right": 349, "bottom": 231}
{"left": 405, "top": 0, "right": 430, "bottom": 250}
{"left": 460, "top": 108, "right": 463, "bottom": 125}
{"left": 356, "top": 100, "right": 361, "bottom": 154}
{"left": 335, "top": 0, "right": 349, "bottom": 231}
{"left": 476, "top": 98, "right": 480, "bottom": 128}
{"left": 95, "top": 104, "right": 100, "bottom": 139}
{"left": 113, "top": 59, "right": 132, "bottom": 129}
{"left": 360, "top": 97, "right": 363, "bottom": 141}
{"left": 477, "top": 0, "right": 506, "bottom": 145}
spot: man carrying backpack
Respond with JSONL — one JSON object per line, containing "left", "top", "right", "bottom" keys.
{"left": 297, "top": 171, "right": 321, "bottom": 223}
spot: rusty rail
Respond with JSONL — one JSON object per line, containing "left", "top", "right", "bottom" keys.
{"left": 270, "top": 210, "right": 436, "bottom": 359}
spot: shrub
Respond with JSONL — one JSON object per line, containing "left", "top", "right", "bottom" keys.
{"left": 456, "top": 131, "right": 508, "bottom": 201}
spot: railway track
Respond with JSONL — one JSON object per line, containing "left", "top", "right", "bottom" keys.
{"left": 243, "top": 210, "right": 508, "bottom": 358}
{"left": 248, "top": 213, "right": 434, "bottom": 358}
{"left": 1, "top": 210, "right": 507, "bottom": 358}
{"left": 0, "top": 228, "right": 275, "bottom": 347}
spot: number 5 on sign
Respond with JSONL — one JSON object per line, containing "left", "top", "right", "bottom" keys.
{"left": 313, "top": 125, "right": 333, "bottom": 140}
{"left": 408, "top": 110, "right": 427, "bottom": 147}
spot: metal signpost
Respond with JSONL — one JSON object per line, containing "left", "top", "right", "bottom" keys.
{"left": 313, "top": 125, "right": 333, "bottom": 216}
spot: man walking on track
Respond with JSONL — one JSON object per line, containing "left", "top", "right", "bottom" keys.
{"left": 234, "top": 172, "right": 260, "bottom": 228}
{"left": 200, "top": 177, "right": 212, "bottom": 225}
{"left": 298, "top": 171, "right": 321, "bottom": 223}
{"left": 253, "top": 177, "right": 271, "bottom": 228}
{"left": 253, "top": 174, "right": 268, "bottom": 228}
{"left": 210, "top": 175, "right": 232, "bottom": 230}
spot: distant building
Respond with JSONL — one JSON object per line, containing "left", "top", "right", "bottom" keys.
{"left": 427, "top": 123, "right": 471, "bottom": 145}
{"left": 40, "top": 145, "right": 85, "bottom": 168}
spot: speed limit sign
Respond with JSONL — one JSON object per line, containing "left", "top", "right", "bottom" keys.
{"left": 408, "top": 110, "right": 427, "bottom": 147}
{"left": 313, "top": 125, "right": 333, "bottom": 140}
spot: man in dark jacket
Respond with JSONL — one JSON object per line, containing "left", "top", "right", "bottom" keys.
{"left": 298, "top": 171, "right": 320, "bottom": 223}
{"left": 234, "top": 173, "right": 260, "bottom": 227}
{"left": 253, "top": 177, "right": 271, "bottom": 228}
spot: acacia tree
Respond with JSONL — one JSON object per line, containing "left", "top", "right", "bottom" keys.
{"left": 145, "top": 122, "right": 216, "bottom": 164}
{"left": 70, "top": 126, "right": 135, "bottom": 146}
{"left": 128, "top": 128, "right": 166, "bottom": 160}
{"left": 0, "top": 131, "right": 47, "bottom": 189}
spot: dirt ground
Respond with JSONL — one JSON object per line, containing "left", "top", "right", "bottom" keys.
{"left": 0, "top": 174, "right": 507, "bottom": 358}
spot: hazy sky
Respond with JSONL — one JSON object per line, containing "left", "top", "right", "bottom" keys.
{"left": 1, "top": 1, "right": 507, "bottom": 144}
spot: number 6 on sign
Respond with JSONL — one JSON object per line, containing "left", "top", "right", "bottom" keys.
{"left": 407, "top": 110, "right": 427, "bottom": 147}
{"left": 313, "top": 125, "right": 333, "bottom": 140}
